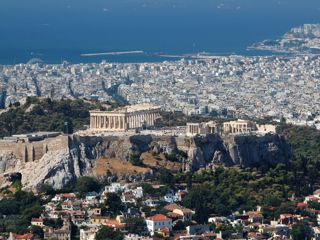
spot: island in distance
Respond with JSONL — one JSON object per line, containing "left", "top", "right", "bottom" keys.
{"left": 248, "top": 23, "right": 320, "bottom": 54}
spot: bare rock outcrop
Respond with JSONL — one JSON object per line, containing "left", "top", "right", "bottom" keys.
{"left": 185, "top": 133, "right": 292, "bottom": 171}
{"left": 0, "top": 132, "right": 292, "bottom": 191}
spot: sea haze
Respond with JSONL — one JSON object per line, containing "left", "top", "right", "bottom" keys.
{"left": 0, "top": 0, "right": 320, "bottom": 64}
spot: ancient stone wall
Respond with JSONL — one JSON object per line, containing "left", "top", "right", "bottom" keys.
{"left": 0, "top": 135, "right": 69, "bottom": 162}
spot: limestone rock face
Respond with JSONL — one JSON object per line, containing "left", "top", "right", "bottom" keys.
{"left": 20, "top": 150, "right": 78, "bottom": 190}
{"left": 185, "top": 134, "right": 292, "bottom": 171}
{"left": 185, "top": 134, "right": 233, "bottom": 171}
{"left": 0, "top": 133, "right": 292, "bottom": 191}
{"left": 0, "top": 153, "right": 20, "bottom": 173}
{"left": 223, "top": 134, "right": 292, "bottom": 168}
{"left": 0, "top": 134, "right": 171, "bottom": 191}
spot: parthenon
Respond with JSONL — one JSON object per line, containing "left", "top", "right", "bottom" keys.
{"left": 89, "top": 103, "right": 162, "bottom": 131}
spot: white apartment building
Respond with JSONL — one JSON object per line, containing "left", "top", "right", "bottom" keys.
{"left": 146, "top": 214, "right": 172, "bottom": 235}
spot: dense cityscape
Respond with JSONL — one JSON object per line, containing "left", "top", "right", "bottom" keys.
{"left": 1, "top": 54, "right": 320, "bottom": 127}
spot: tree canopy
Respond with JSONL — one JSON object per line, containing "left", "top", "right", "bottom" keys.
{"left": 95, "top": 226, "right": 124, "bottom": 240}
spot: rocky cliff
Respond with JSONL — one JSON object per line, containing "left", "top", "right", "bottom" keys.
{"left": 185, "top": 133, "right": 292, "bottom": 171}
{"left": 0, "top": 133, "right": 292, "bottom": 191}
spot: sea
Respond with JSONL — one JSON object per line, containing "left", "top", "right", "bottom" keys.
{"left": 0, "top": 0, "right": 320, "bottom": 65}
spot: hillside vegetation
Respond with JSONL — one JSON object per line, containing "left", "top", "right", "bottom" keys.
{"left": 0, "top": 97, "right": 113, "bottom": 138}
{"left": 181, "top": 124, "right": 320, "bottom": 222}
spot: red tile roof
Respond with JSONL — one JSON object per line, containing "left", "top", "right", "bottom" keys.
{"left": 297, "top": 202, "right": 308, "bottom": 207}
{"left": 147, "top": 214, "right": 171, "bottom": 221}
{"left": 164, "top": 203, "right": 181, "bottom": 211}
{"left": 103, "top": 219, "right": 125, "bottom": 229}
{"left": 12, "top": 233, "right": 33, "bottom": 239}
{"left": 31, "top": 217, "right": 43, "bottom": 222}
{"left": 308, "top": 196, "right": 319, "bottom": 201}
{"left": 63, "top": 193, "right": 75, "bottom": 198}
{"left": 280, "top": 213, "right": 293, "bottom": 219}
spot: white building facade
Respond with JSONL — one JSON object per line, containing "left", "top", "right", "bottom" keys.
{"left": 146, "top": 214, "right": 172, "bottom": 235}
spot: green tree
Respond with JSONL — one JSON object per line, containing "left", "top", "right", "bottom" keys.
{"left": 129, "top": 154, "right": 143, "bottom": 166}
{"left": 0, "top": 199, "right": 19, "bottom": 215}
{"left": 22, "top": 204, "right": 43, "bottom": 221}
{"left": 182, "top": 184, "right": 212, "bottom": 223}
{"left": 106, "top": 193, "right": 124, "bottom": 214}
{"left": 95, "top": 226, "right": 124, "bottom": 240}
{"left": 291, "top": 221, "right": 312, "bottom": 240}
{"left": 31, "top": 225, "right": 44, "bottom": 239}
{"left": 75, "top": 177, "right": 101, "bottom": 196}
{"left": 215, "top": 223, "right": 235, "bottom": 239}
{"left": 15, "top": 190, "right": 38, "bottom": 207}
{"left": 139, "top": 183, "right": 155, "bottom": 195}
{"left": 173, "top": 220, "right": 186, "bottom": 231}
{"left": 38, "top": 184, "right": 56, "bottom": 196}
{"left": 125, "top": 217, "right": 146, "bottom": 234}
{"left": 43, "top": 218, "right": 63, "bottom": 230}
{"left": 157, "top": 168, "right": 174, "bottom": 187}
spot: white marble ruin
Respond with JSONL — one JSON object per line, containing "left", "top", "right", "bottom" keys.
{"left": 90, "top": 103, "right": 162, "bottom": 131}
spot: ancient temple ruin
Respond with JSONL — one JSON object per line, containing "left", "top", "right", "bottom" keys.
{"left": 90, "top": 103, "right": 162, "bottom": 131}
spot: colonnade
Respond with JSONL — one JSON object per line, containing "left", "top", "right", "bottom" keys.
{"left": 90, "top": 114, "right": 127, "bottom": 130}
{"left": 90, "top": 110, "right": 160, "bottom": 131}
{"left": 223, "top": 122, "right": 250, "bottom": 134}
{"left": 186, "top": 122, "right": 221, "bottom": 136}
{"left": 126, "top": 112, "right": 158, "bottom": 129}
{"left": 186, "top": 123, "right": 201, "bottom": 136}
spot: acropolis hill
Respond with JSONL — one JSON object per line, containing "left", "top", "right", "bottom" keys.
{"left": 0, "top": 104, "right": 291, "bottom": 191}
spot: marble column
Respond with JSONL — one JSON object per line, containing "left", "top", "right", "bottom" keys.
{"left": 148, "top": 113, "right": 152, "bottom": 125}
{"left": 105, "top": 116, "right": 108, "bottom": 129}
{"left": 143, "top": 114, "right": 146, "bottom": 125}
{"left": 116, "top": 116, "right": 119, "bottom": 129}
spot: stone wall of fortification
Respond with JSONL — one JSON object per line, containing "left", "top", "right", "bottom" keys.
{"left": 0, "top": 135, "right": 69, "bottom": 162}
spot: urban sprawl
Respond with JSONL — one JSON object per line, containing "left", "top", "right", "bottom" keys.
{"left": 1, "top": 54, "right": 320, "bottom": 128}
